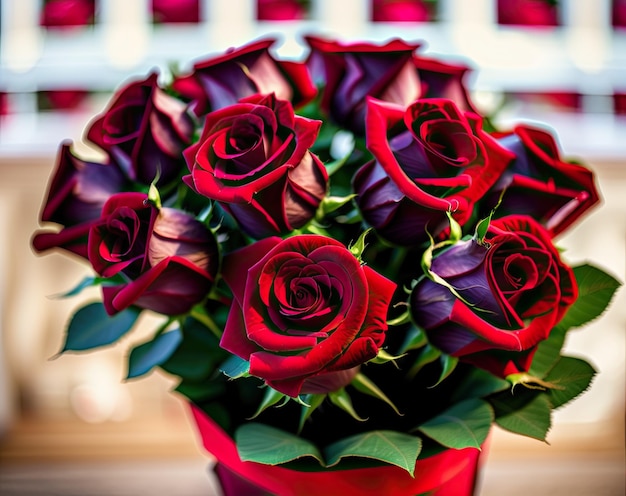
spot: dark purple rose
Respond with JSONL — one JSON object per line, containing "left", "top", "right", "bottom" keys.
{"left": 410, "top": 215, "right": 577, "bottom": 377}
{"left": 32, "top": 141, "right": 128, "bottom": 258}
{"left": 482, "top": 124, "right": 600, "bottom": 237}
{"left": 183, "top": 93, "right": 328, "bottom": 238}
{"left": 88, "top": 192, "right": 218, "bottom": 315}
{"left": 354, "top": 98, "right": 513, "bottom": 246}
{"left": 304, "top": 36, "right": 478, "bottom": 135}
{"left": 86, "top": 73, "right": 194, "bottom": 186}
{"left": 172, "top": 38, "right": 317, "bottom": 117}
{"left": 219, "top": 235, "right": 397, "bottom": 397}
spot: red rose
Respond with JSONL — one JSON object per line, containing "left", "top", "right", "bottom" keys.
{"left": 497, "top": 0, "right": 559, "bottom": 27}
{"left": 87, "top": 73, "right": 194, "bottom": 186}
{"left": 410, "top": 215, "right": 577, "bottom": 377}
{"left": 257, "top": 0, "right": 308, "bottom": 20}
{"left": 183, "top": 93, "right": 328, "bottom": 238}
{"left": 151, "top": 0, "right": 200, "bottom": 23}
{"left": 88, "top": 193, "right": 218, "bottom": 315}
{"left": 304, "top": 36, "right": 477, "bottom": 135}
{"left": 32, "top": 142, "right": 128, "bottom": 258}
{"left": 482, "top": 124, "right": 599, "bottom": 237}
{"left": 220, "top": 235, "right": 397, "bottom": 397}
{"left": 172, "top": 38, "right": 316, "bottom": 117}
{"left": 354, "top": 98, "right": 513, "bottom": 245}
{"left": 371, "top": 0, "right": 433, "bottom": 22}
{"left": 40, "top": 0, "right": 94, "bottom": 28}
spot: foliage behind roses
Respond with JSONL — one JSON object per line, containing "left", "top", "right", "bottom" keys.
{"left": 33, "top": 36, "right": 620, "bottom": 475}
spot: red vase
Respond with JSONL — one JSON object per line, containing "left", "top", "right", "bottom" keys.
{"left": 190, "top": 405, "right": 485, "bottom": 496}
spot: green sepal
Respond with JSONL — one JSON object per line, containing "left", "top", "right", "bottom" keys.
{"left": 298, "top": 393, "right": 326, "bottom": 433}
{"left": 324, "top": 431, "right": 422, "bottom": 476}
{"left": 316, "top": 194, "right": 357, "bottom": 220}
{"left": 417, "top": 399, "right": 493, "bottom": 450}
{"left": 220, "top": 354, "right": 250, "bottom": 379}
{"left": 399, "top": 325, "right": 428, "bottom": 353}
{"left": 349, "top": 228, "right": 372, "bottom": 261}
{"left": 506, "top": 372, "right": 563, "bottom": 391}
{"left": 60, "top": 302, "right": 140, "bottom": 352}
{"left": 430, "top": 354, "right": 459, "bottom": 388}
{"left": 446, "top": 211, "right": 462, "bottom": 243}
{"left": 351, "top": 373, "right": 402, "bottom": 416}
{"left": 474, "top": 187, "right": 505, "bottom": 244}
{"left": 387, "top": 310, "right": 411, "bottom": 327}
{"left": 235, "top": 423, "right": 324, "bottom": 466}
{"left": 408, "top": 344, "right": 441, "bottom": 378}
{"left": 126, "top": 327, "right": 182, "bottom": 379}
{"left": 147, "top": 174, "right": 162, "bottom": 209}
{"left": 370, "top": 349, "right": 406, "bottom": 365}
{"left": 542, "top": 356, "right": 596, "bottom": 409}
{"left": 328, "top": 388, "right": 367, "bottom": 422}
{"left": 248, "top": 387, "right": 288, "bottom": 420}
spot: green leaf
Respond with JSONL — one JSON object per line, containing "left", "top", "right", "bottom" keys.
{"left": 557, "top": 264, "right": 621, "bottom": 332}
{"left": 528, "top": 325, "right": 567, "bottom": 378}
{"left": 248, "top": 387, "right": 288, "bottom": 420}
{"left": 417, "top": 399, "right": 493, "bottom": 450}
{"left": 160, "top": 317, "right": 223, "bottom": 381}
{"left": 126, "top": 328, "right": 182, "bottom": 379}
{"left": 62, "top": 302, "right": 140, "bottom": 352}
{"left": 450, "top": 368, "right": 511, "bottom": 403}
{"left": 220, "top": 354, "right": 250, "bottom": 379}
{"left": 351, "top": 373, "right": 402, "bottom": 416}
{"left": 52, "top": 276, "right": 103, "bottom": 298}
{"left": 328, "top": 388, "right": 367, "bottom": 421}
{"left": 235, "top": 423, "right": 324, "bottom": 466}
{"left": 491, "top": 390, "right": 552, "bottom": 441}
{"left": 325, "top": 431, "right": 422, "bottom": 476}
{"left": 543, "top": 356, "right": 596, "bottom": 409}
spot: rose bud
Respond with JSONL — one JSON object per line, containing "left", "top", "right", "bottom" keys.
{"left": 86, "top": 73, "right": 194, "bottom": 186}
{"left": 480, "top": 124, "right": 600, "bottom": 237}
{"left": 219, "top": 235, "right": 396, "bottom": 397}
{"left": 355, "top": 97, "right": 513, "bottom": 246}
{"left": 88, "top": 192, "right": 218, "bottom": 315}
{"left": 410, "top": 215, "right": 577, "bottom": 378}
{"left": 183, "top": 93, "right": 328, "bottom": 239}
{"left": 32, "top": 141, "right": 128, "bottom": 258}
{"left": 304, "top": 36, "right": 478, "bottom": 135}
{"left": 172, "top": 38, "right": 316, "bottom": 117}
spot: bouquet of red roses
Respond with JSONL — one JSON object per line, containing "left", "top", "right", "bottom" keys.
{"left": 33, "top": 36, "right": 620, "bottom": 496}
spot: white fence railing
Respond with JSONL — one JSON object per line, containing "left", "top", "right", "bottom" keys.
{"left": 1, "top": 0, "right": 625, "bottom": 158}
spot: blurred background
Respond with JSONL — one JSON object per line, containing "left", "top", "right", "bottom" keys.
{"left": 0, "top": 0, "right": 624, "bottom": 494}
